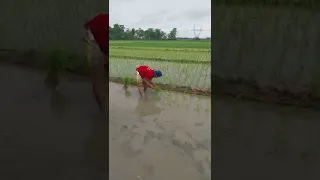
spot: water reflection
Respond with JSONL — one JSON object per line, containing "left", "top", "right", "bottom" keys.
{"left": 50, "top": 90, "right": 69, "bottom": 118}
{"left": 109, "top": 83, "right": 211, "bottom": 179}
{"left": 135, "top": 93, "right": 162, "bottom": 117}
{"left": 85, "top": 115, "right": 108, "bottom": 175}
{"left": 124, "top": 89, "right": 131, "bottom": 98}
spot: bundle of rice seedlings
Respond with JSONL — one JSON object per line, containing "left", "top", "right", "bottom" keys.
{"left": 123, "top": 76, "right": 134, "bottom": 89}
{"left": 44, "top": 50, "right": 67, "bottom": 90}
{"left": 155, "top": 86, "right": 161, "bottom": 92}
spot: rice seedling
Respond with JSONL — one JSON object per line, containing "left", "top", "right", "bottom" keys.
{"left": 110, "top": 59, "right": 211, "bottom": 89}
{"left": 109, "top": 48, "right": 210, "bottom": 62}
{"left": 155, "top": 87, "right": 161, "bottom": 92}
{"left": 123, "top": 76, "right": 133, "bottom": 89}
{"left": 44, "top": 50, "right": 68, "bottom": 90}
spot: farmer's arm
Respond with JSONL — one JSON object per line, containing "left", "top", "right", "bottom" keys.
{"left": 84, "top": 18, "right": 94, "bottom": 29}
{"left": 149, "top": 80, "right": 156, "bottom": 87}
{"left": 142, "top": 78, "right": 155, "bottom": 89}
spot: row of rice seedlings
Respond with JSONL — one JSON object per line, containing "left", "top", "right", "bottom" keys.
{"left": 110, "top": 58, "right": 211, "bottom": 89}
{"left": 109, "top": 41, "right": 211, "bottom": 49}
{"left": 109, "top": 55, "right": 210, "bottom": 65}
{"left": 44, "top": 50, "right": 68, "bottom": 90}
{"left": 110, "top": 46, "right": 211, "bottom": 53}
{"left": 109, "top": 48, "right": 211, "bottom": 62}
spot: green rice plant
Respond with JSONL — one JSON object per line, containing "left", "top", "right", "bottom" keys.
{"left": 155, "top": 87, "right": 161, "bottom": 92}
{"left": 110, "top": 46, "right": 211, "bottom": 53}
{"left": 47, "top": 50, "right": 68, "bottom": 72}
{"left": 44, "top": 50, "right": 68, "bottom": 90}
{"left": 110, "top": 58, "right": 211, "bottom": 89}
{"left": 123, "top": 76, "right": 134, "bottom": 89}
{"left": 109, "top": 40, "right": 211, "bottom": 49}
{"left": 109, "top": 48, "right": 210, "bottom": 62}
{"left": 124, "top": 76, "right": 133, "bottom": 85}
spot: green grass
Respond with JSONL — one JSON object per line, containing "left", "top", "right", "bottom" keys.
{"left": 109, "top": 48, "right": 210, "bottom": 62}
{"left": 110, "top": 46, "right": 211, "bottom": 52}
{"left": 109, "top": 40, "right": 211, "bottom": 49}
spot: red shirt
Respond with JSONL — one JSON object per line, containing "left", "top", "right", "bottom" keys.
{"left": 136, "top": 66, "right": 155, "bottom": 80}
{"left": 84, "top": 13, "right": 109, "bottom": 52}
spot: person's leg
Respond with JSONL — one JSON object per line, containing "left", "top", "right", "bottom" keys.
{"left": 136, "top": 71, "right": 143, "bottom": 96}
{"left": 142, "top": 82, "right": 148, "bottom": 92}
{"left": 90, "top": 53, "right": 107, "bottom": 112}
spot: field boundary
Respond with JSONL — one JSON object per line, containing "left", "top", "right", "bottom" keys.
{"left": 109, "top": 55, "right": 211, "bottom": 64}
{"left": 3, "top": 50, "right": 320, "bottom": 109}
{"left": 109, "top": 77, "right": 211, "bottom": 96}
{"left": 210, "top": 75, "right": 320, "bottom": 109}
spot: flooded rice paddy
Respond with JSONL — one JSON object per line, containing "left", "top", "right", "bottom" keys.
{"left": 0, "top": 64, "right": 319, "bottom": 180}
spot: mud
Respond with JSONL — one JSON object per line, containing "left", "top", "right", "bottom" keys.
{"left": 211, "top": 75, "right": 320, "bottom": 109}
{"left": 211, "top": 97, "right": 320, "bottom": 180}
{"left": 1, "top": 64, "right": 320, "bottom": 180}
{"left": 0, "top": 64, "right": 211, "bottom": 180}
{"left": 109, "top": 83, "right": 211, "bottom": 180}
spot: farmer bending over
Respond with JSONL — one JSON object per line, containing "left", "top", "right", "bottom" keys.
{"left": 136, "top": 65, "right": 162, "bottom": 96}
{"left": 83, "top": 13, "right": 109, "bottom": 112}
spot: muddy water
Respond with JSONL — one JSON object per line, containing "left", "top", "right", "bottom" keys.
{"left": 211, "top": 97, "right": 320, "bottom": 180}
{"left": 1, "top": 64, "right": 320, "bottom": 180}
{"left": 109, "top": 83, "right": 211, "bottom": 180}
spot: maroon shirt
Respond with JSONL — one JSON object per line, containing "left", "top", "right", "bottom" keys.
{"left": 84, "top": 13, "right": 109, "bottom": 54}
{"left": 136, "top": 66, "right": 155, "bottom": 80}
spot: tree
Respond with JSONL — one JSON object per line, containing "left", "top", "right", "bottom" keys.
{"left": 135, "top": 28, "right": 145, "bottom": 39}
{"left": 109, "top": 24, "right": 176, "bottom": 40}
{"left": 111, "top": 24, "right": 125, "bottom": 40}
{"left": 167, "top": 28, "right": 177, "bottom": 40}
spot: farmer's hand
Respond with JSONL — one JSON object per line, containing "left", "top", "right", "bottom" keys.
{"left": 81, "top": 37, "right": 91, "bottom": 44}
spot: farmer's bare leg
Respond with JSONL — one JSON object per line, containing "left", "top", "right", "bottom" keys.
{"left": 143, "top": 82, "right": 148, "bottom": 92}
{"left": 91, "top": 57, "right": 106, "bottom": 112}
{"left": 137, "top": 78, "right": 144, "bottom": 97}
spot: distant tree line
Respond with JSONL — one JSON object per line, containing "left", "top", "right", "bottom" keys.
{"left": 214, "top": 0, "right": 319, "bottom": 8}
{"left": 109, "top": 24, "right": 178, "bottom": 40}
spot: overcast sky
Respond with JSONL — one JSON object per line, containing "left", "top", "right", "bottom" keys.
{"left": 110, "top": 0, "right": 211, "bottom": 38}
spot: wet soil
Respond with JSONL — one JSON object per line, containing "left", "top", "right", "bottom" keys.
{"left": 211, "top": 75, "right": 320, "bottom": 109}
{"left": 109, "top": 83, "right": 211, "bottom": 180}
{"left": 0, "top": 64, "right": 211, "bottom": 180}
{"left": 1, "top": 63, "right": 320, "bottom": 180}
{"left": 211, "top": 97, "right": 320, "bottom": 180}
{"left": 0, "top": 64, "right": 108, "bottom": 180}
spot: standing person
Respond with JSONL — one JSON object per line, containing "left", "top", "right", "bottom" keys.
{"left": 83, "top": 13, "right": 109, "bottom": 113}
{"left": 136, "top": 65, "right": 162, "bottom": 97}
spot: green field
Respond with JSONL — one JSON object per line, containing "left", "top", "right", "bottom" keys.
{"left": 109, "top": 40, "right": 211, "bottom": 49}
{"left": 109, "top": 40, "right": 211, "bottom": 89}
